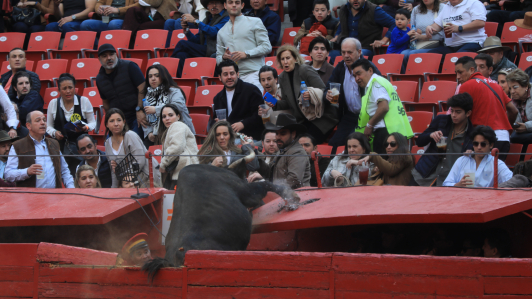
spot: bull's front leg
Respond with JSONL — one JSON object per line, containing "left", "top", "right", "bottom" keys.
{"left": 249, "top": 181, "right": 301, "bottom": 210}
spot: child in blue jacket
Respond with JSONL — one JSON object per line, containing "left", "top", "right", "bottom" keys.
{"left": 387, "top": 9, "right": 415, "bottom": 54}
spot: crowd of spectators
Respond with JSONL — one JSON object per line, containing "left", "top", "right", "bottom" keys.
{"left": 0, "top": 0, "right": 530, "bottom": 258}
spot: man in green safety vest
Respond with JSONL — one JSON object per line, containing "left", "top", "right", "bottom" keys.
{"left": 352, "top": 58, "right": 413, "bottom": 154}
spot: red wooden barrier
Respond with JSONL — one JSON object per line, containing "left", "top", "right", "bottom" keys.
{"left": 3, "top": 244, "right": 532, "bottom": 298}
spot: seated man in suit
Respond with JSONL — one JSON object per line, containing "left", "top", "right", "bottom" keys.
{"left": 211, "top": 59, "right": 264, "bottom": 141}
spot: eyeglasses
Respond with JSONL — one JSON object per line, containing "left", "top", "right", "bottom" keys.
{"left": 472, "top": 141, "right": 488, "bottom": 148}
{"left": 385, "top": 142, "right": 397, "bottom": 147}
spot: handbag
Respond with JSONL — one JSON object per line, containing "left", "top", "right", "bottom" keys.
{"left": 12, "top": 6, "right": 40, "bottom": 26}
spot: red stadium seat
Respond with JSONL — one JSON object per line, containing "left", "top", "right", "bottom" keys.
{"left": 506, "top": 143, "right": 524, "bottom": 169}
{"left": 524, "top": 145, "right": 532, "bottom": 162}
{"left": 388, "top": 53, "right": 442, "bottom": 92}
{"left": 372, "top": 54, "right": 403, "bottom": 76}
{"left": 1, "top": 60, "right": 34, "bottom": 73}
{"left": 485, "top": 22, "right": 498, "bottom": 37}
{"left": 411, "top": 145, "right": 425, "bottom": 164}
{"left": 406, "top": 111, "right": 433, "bottom": 135}
{"left": 49, "top": 32, "right": 97, "bottom": 69}
{"left": 333, "top": 57, "right": 343, "bottom": 67}
{"left": 119, "top": 29, "right": 167, "bottom": 70}
{"left": 190, "top": 113, "right": 210, "bottom": 143}
{"left": 69, "top": 58, "right": 101, "bottom": 94}
{"left": 157, "top": 29, "right": 198, "bottom": 57}
{"left": 175, "top": 57, "right": 217, "bottom": 102}
{"left": 404, "top": 81, "right": 457, "bottom": 115}
{"left": 188, "top": 85, "right": 223, "bottom": 115}
{"left": 265, "top": 56, "right": 283, "bottom": 74}
{"left": 426, "top": 52, "right": 476, "bottom": 82}
{"left": 500, "top": 22, "right": 532, "bottom": 52}
{"left": 26, "top": 32, "right": 61, "bottom": 62}
{"left": 272, "top": 27, "right": 300, "bottom": 53}
{"left": 392, "top": 81, "right": 419, "bottom": 103}
{"left": 35, "top": 59, "right": 68, "bottom": 97}
{"left": 267, "top": 0, "right": 283, "bottom": 22}
{"left": 518, "top": 52, "right": 532, "bottom": 70}
{"left": 82, "top": 30, "right": 132, "bottom": 58}
{"left": 180, "top": 86, "right": 192, "bottom": 104}
{"left": 122, "top": 58, "right": 145, "bottom": 73}
{"left": 0, "top": 33, "right": 26, "bottom": 61}
{"left": 148, "top": 57, "right": 180, "bottom": 77}
{"left": 317, "top": 144, "right": 333, "bottom": 156}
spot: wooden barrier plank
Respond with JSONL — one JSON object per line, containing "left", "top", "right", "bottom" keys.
{"left": 187, "top": 286, "right": 329, "bottom": 298}
{"left": 38, "top": 283, "right": 180, "bottom": 298}
{"left": 187, "top": 269, "right": 329, "bottom": 289}
{"left": 36, "top": 243, "right": 117, "bottom": 265}
{"left": 335, "top": 273, "right": 480, "bottom": 296}
{"left": 484, "top": 296, "right": 532, "bottom": 299}
{"left": 0, "top": 281, "right": 34, "bottom": 297}
{"left": 39, "top": 266, "right": 183, "bottom": 287}
{"left": 0, "top": 244, "right": 38, "bottom": 266}
{"left": 478, "top": 259, "right": 532, "bottom": 277}
{"left": 336, "top": 292, "right": 479, "bottom": 299}
{"left": 0, "top": 266, "right": 33, "bottom": 281}
{"left": 333, "top": 253, "right": 481, "bottom": 277}
{"left": 184, "top": 250, "right": 332, "bottom": 271}
{"left": 484, "top": 277, "right": 532, "bottom": 295}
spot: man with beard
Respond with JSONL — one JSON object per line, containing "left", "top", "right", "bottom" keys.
{"left": 95, "top": 44, "right": 146, "bottom": 137}
{"left": 212, "top": 59, "right": 264, "bottom": 140}
{"left": 324, "top": 38, "right": 381, "bottom": 153}
{"left": 11, "top": 71, "right": 44, "bottom": 128}
{"left": 76, "top": 134, "right": 112, "bottom": 188}
{"left": 265, "top": 113, "right": 310, "bottom": 189}
{"left": 216, "top": 0, "right": 271, "bottom": 92}
{"left": 0, "top": 48, "right": 40, "bottom": 100}
{"left": 298, "top": 133, "right": 330, "bottom": 187}
{"left": 0, "top": 131, "right": 17, "bottom": 186}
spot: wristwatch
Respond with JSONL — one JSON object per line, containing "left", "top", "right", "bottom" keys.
{"left": 136, "top": 106, "right": 142, "bottom": 112}
{"left": 458, "top": 25, "right": 463, "bottom": 33}
{"left": 72, "top": 15, "right": 76, "bottom": 20}
{"left": 9, "top": 126, "right": 15, "bottom": 130}
{"left": 194, "top": 19, "right": 200, "bottom": 24}
{"left": 245, "top": 52, "right": 251, "bottom": 59}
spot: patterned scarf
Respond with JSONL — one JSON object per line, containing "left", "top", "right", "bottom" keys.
{"left": 513, "top": 99, "right": 529, "bottom": 123}
{"left": 146, "top": 85, "right": 168, "bottom": 133}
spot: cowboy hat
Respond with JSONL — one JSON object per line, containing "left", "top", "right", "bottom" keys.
{"left": 477, "top": 36, "right": 511, "bottom": 53}
{"left": 264, "top": 113, "right": 307, "bottom": 135}
{"left": 200, "top": 0, "right": 223, "bottom": 10}
{"left": 0, "top": 130, "right": 19, "bottom": 144}
{"left": 515, "top": 12, "right": 532, "bottom": 30}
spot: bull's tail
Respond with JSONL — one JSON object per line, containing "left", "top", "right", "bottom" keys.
{"left": 142, "top": 257, "right": 173, "bottom": 283}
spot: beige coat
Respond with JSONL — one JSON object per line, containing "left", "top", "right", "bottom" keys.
{"left": 160, "top": 121, "right": 199, "bottom": 181}
{"left": 298, "top": 86, "right": 324, "bottom": 121}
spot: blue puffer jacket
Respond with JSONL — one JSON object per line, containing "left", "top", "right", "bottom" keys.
{"left": 415, "top": 115, "right": 474, "bottom": 178}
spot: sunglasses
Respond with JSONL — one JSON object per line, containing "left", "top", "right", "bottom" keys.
{"left": 472, "top": 141, "right": 488, "bottom": 148}
{"left": 385, "top": 142, "right": 397, "bottom": 147}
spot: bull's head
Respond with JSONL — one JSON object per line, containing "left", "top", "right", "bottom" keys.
{"left": 227, "top": 150, "right": 255, "bottom": 179}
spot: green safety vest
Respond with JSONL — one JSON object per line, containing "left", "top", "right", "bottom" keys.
{"left": 355, "top": 75, "right": 414, "bottom": 147}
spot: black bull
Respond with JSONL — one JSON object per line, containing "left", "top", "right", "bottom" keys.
{"left": 143, "top": 155, "right": 300, "bottom": 281}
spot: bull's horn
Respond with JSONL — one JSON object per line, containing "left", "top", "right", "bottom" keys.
{"left": 228, "top": 150, "right": 255, "bottom": 169}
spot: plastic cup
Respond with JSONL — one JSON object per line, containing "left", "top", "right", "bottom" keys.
{"left": 443, "top": 22, "right": 453, "bottom": 38}
{"left": 259, "top": 104, "right": 271, "bottom": 124}
{"left": 100, "top": 5, "right": 110, "bottom": 23}
{"left": 37, "top": 168, "right": 45, "bottom": 180}
{"left": 464, "top": 169, "right": 475, "bottom": 187}
{"left": 359, "top": 162, "right": 369, "bottom": 185}
{"left": 330, "top": 83, "right": 341, "bottom": 105}
{"left": 216, "top": 109, "right": 227, "bottom": 121}
{"left": 436, "top": 136, "right": 447, "bottom": 154}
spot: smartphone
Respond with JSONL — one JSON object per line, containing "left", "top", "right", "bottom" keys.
{"left": 264, "top": 92, "right": 277, "bottom": 105}
{"left": 513, "top": 123, "right": 520, "bottom": 129}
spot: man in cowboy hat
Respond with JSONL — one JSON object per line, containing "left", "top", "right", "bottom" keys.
{"left": 477, "top": 36, "right": 516, "bottom": 81}
{"left": 0, "top": 130, "right": 17, "bottom": 187}
{"left": 121, "top": 233, "right": 153, "bottom": 266}
{"left": 263, "top": 113, "right": 311, "bottom": 189}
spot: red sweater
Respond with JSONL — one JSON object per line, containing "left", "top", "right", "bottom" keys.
{"left": 458, "top": 72, "right": 512, "bottom": 131}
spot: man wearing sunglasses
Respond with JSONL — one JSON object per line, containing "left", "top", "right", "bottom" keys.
{"left": 454, "top": 56, "right": 518, "bottom": 161}
{"left": 410, "top": 93, "right": 475, "bottom": 187}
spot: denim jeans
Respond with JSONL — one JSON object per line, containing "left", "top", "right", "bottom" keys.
{"left": 45, "top": 20, "right": 82, "bottom": 33}
{"left": 427, "top": 43, "right": 482, "bottom": 55}
{"left": 80, "top": 19, "right": 124, "bottom": 33}
{"left": 510, "top": 131, "right": 532, "bottom": 145}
